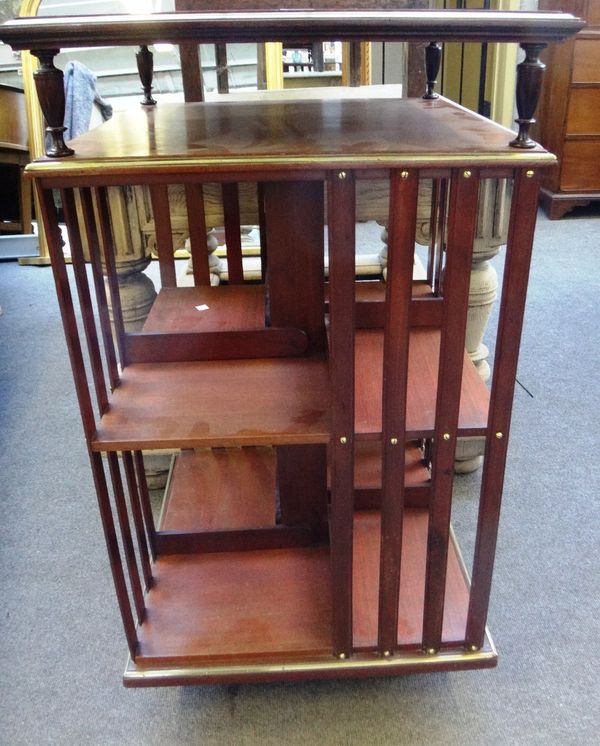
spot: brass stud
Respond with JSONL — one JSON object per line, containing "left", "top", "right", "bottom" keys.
{"left": 443, "top": 433, "right": 451, "bottom": 441}
{"left": 463, "top": 170, "right": 472, "bottom": 179}
{"left": 495, "top": 432, "right": 504, "bottom": 440}
{"left": 468, "top": 644, "right": 480, "bottom": 653}
{"left": 340, "top": 436, "right": 348, "bottom": 445}
{"left": 338, "top": 652, "right": 346, "bottom": 660}
{"left": 400, "top": 170, "right": 410, "bottom": 179}
{"left": 526, "top": 170, "right": 535, "bottom": 178}
{"left": 390, "top": 437, "right": 398, "bottom": 445}
{"left": 425, "top": 647, "right": 437, "bottom": 656}
{"left": 383, "top": 650, "right": 391, "bottom": 657}
{"left": 338, "top": 171, "right": 347, "bottom": 180}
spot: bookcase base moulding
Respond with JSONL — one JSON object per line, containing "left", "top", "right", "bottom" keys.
{"left": 2, "top": 9, "right": 581, "bottom": 687}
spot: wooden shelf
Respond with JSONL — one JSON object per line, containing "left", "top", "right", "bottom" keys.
{"left": 355, "top": 328, "right": 490, "bottom": 438}
{"left": 160, "top": 447, "right": 276, "bottom": 532}
{"left": 143, "top": 285, "right": 266, "bottom": 334}
{"left": 93, "top": 324, "right": 487, "bottom": 451}
{"left": 128, "top": 507, "right": 474, "bottom": 675}
{"left": 27, "top": 97, "right": 555, "bottom": 181}
{"left": 136, "top": 545, "right": 333, "bottom": 666}
{"left": 92, "top": 356, "right": 330, "bottom": 451}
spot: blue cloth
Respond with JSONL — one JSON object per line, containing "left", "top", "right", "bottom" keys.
{"left": 63, "top": 60, "right": 112, "bottom": 141}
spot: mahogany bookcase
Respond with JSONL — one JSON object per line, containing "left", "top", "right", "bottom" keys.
{"left": 0, "top": 9, "right": 581, "bottom": 687}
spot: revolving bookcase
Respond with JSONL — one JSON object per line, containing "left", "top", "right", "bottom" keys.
{"left": 0, "top": 9, "right": 581, "bottom": 686}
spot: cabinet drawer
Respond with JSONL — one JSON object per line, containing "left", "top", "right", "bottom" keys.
{"left": 561, "top": 140, "right": 600, "bottom": 190}
{"left": 573, "top": 39, "right": 600, "bottom": 83}
{"left": 566, "top": 88, "right": 600, "bottom": 134}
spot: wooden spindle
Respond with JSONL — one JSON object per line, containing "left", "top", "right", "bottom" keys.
{"left": 327, "top": 169, "right": 356, "bottom": 659}
{"left": 221, "top": 183, "right": 244, "bottom": 284}
{"left": 136, "top": 45, "right": 157, "bottom": 106}
{"left": 149, "top": 184, "right": 177, "bottom": 287}
{"left": 61, "top": 188, "right": 109, "bottom": 415}
{"left": 184, "top": 183, "right": 211, "bottom": 286}
{"left": 79, "top": 188, "right": 119, "bottom": 391}
{"left": 422, "top": 168, "right": 479, "bottom": 654}
{"left": 423, "top": 42, "right": 442, "bottom": 100}
{"left": 123, "top": 451, "right": 153, "bottom": 590}
{"left": 31, "top": 49, "right": 74, "bottom": 157}
{"left": 465, "top": 168, "right": 541, "bottom": 650}
{"left": 510, "top": 43, "right": 547, "bottom": 149}
{"left": 377, "top": 168, "right": 419, "bottom": 656}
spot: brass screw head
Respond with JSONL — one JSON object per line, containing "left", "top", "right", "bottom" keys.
{"left": 383, "top": 650, "right": 391, "bottom": 657}
{"left": 463, "top": 170, "right": 472, "bottom": 179}
{"left": 495, "top": 432, "right": 504, "bottom": 439}
{"left": 390, "top": 437, "right": 398, "bottom": 445}
{"left": 469, "top": 644, "right": 479, "bottom": 653}
{"left": 401, "top": 170, "right": 410, "bottom": 179}
{"left": 340, "top": 436, "right": 348, "bottom": 445}
{"left": 443, "top": 433, "right": 451, "bottom": 441}
{"left": 426, "top": 647, "right": 437, "bottom": 656}
{"left": 338, "top": 171, "right": 347, "bottom": 180}
{"left": 338, "top": 652, "right": 346, "bottom": 660}
{"left": 526, "top": 170, "right": 535, "bottom": 178}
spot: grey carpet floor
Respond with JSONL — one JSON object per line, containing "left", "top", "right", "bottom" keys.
{"left": 1, "top": 208, "right": 598, "bottom": 746}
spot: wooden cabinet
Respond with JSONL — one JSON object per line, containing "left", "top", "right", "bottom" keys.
{"left": 536, "top": 0, "right": 600, "bottom": 217}
{"left": 0, "top": 8, "right": 580, "bottom": 688}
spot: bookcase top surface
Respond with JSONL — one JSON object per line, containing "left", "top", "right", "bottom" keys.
{"left": 0, "top": 9, "right": 583, "bottom": 50}
{"left": 27, "top": 95, "right": 554, "bottom": 178}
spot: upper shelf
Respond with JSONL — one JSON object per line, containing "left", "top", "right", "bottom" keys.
{"left": 0, "top": 10, "right": 583, "bottom": 51}
{"left": 26, "top": 95, "right": 555, "bottom": 179}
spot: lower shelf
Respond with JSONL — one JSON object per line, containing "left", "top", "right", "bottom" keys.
{"left": 127, "top": 508, "right": 492, "bottom": 685}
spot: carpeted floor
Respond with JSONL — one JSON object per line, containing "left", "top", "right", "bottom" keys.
{"left": 0, "top": 207, "right": 598, "bottom": 746}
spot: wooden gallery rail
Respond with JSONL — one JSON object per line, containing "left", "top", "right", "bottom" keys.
{"left": 0, "top": 9, "right": 582, "bottom": 686}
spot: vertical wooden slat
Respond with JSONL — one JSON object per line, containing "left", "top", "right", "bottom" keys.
{"left": 61, "top": 188, "right": 108, "bottom": 416}
{"left": 221, "top": 183, "right": 244, "bottom": 284}
{"left": 149, "top": 184, "right": 177, "bottom": 287}
{"left": 426, "top": 179, "right": 439, "bottom": 288}
{"left": 37, "top": 187, "right": 97, "bottom": 442}
{"left": 90, "top": 452, "right": 139, "bottom": 659}
{"left": 422, "top": 168, "right": 479, "bottom": 653}
{"left": 37, "top": 186, "right": 138, "bottom": 659}
{"left": 179, "top": 43, "right": 204, "bottom": 102}
{"left": 377, "top": 168, "right": 419, "bottom": 654}
{"left": 215, "top": 43, "right": 229, "bottom": 94}
{"left": 79, "top": 187, "right": 119, "bottom": 391}
{"left": 465, "top": 169, "right": 541, "bottom": 650}
{"left": 107, "top": 452, "right": 145, "bottom": 623}
{"left": 263, "top": 181, "right": 325, "bottom": 352}
{"left": 123, "top": 451, "right": 153, "bottom": 590}
{"left": 134, "top": 450, "right": 157, "bottom": 561}
{"left": 94, "top": 187, "right": 127, "bottom": 367}
{"left": 257, "top": 182, "right": 268, "bottom": 284}
{"left": 434, "top": 178, "right": 448, "bottom": 295}
{"left": 184, "top": 182, "right": 211, "bottom": 286}
{"left": 327, "top": 169, "right": 356, "bottom": 658}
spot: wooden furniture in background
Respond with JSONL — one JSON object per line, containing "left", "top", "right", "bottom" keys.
{"left": 535, "top": 0, "right": 600, "bottom": 218}
{"left": 0, "top": 9, "right": 581, "bottom": 687}
{"left": 0, "top": 84, "right": 32, "bottom": 235}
